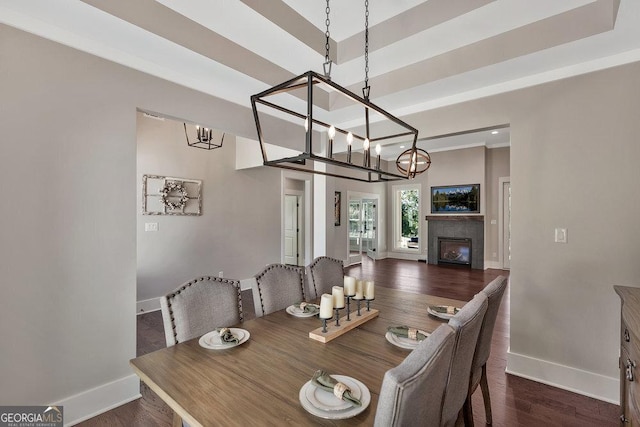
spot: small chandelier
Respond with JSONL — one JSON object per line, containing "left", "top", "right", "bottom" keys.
{"left": 250, "top": 0, "right": 419, "bottom": 182}
{"left": 184, "top": 123, "right": 225, "bottom": 150}
{"left": 396, "top": 148, "right": 431, "bottom": 176}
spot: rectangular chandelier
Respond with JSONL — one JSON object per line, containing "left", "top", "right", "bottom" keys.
{"left": 251, "top": 70, "right": 418, "bottom": 183}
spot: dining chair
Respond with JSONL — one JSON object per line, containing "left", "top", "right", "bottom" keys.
{"left": 307, "top": 256, "right": 344, "bottom": 300}
{"left": 252, "top": 263, "right": 306, "bottom": 317}
{"left": 441, "top": 293, "right": 488, "bottom": 427}
{"left": 160, "top": 276, "right": 243, "bottom": 347}
{"left": 374, "top": 324, "right": 456, "bottom": 427}
{"left": 464, "top": 276, "right": 508, "bottom": 426}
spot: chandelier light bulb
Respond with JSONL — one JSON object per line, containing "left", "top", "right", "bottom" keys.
{"left": 328, "top": 125, "right": 336, "bottom": 140}
{"left": 375, "top": 143, "right": 381, "bottom": 155}
{"left": 347, "top": 132, "right": 353, "bottom": 145}
{"left": 363, "top": 138, "right": 370, "bottom": 150}
{"left": 304, "top": 117, "right": 309, "bottom": 132}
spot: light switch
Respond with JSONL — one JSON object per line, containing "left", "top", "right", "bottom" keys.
{"left": 554, "top": 228, "right": 567, "bottom": 243}
{"left": 145, "top": 222, "right": 158, "bottom": 232}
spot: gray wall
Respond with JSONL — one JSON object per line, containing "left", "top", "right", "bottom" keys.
{"left": 485, "top": 147, "right": 510, "bottom": 265}
{"left": 137, "top": 113, "right": 281, "bottom": 302}
{"left": 402, "top": 63, "right": 640, "bottom": 400}
{"left": 0, "top": 24, "right": 277, "bottom": 421}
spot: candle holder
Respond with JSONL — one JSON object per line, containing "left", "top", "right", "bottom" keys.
{"left": 352, "top": 297, "right": 364, "bottom": 316}
{"left": 320, "top": 317, "right": 329, "bottom": 333}
{"left": 365, "top": 298, "right": 375, "bottom": 312}
{"left": 334, "top": 307, "right": 342, "bottom": 326}
{"left": 345, "top": 294, "right": 355, "bottom": 321}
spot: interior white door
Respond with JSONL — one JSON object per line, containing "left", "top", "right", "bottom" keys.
{"left": 502, "top": 181, "right": 511, "bottom": 269}
{"left": 363, "top": 199, "right": 377, "bottom": 260}
{"left": 284, "top": 195, "right": 298, "bottom": 265}
{"left": 348, "top": 199, "right": 363, "bottom": 265}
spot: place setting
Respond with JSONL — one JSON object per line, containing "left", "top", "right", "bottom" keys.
{"left": 427, "top": 304, "right": 461, "bottom": 320}
{"left": 385, "top": 325, "right": 430, "bottom": 350}
{"left": 198, "top": 327, "right": 250, "bottom": 350}
{"left": 299, "top": 369, "right": 371, "bottom": 420}
{"left": 286, "top": 302, "right": 321, "bottom": 318}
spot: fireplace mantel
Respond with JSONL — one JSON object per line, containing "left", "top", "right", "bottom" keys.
{"left": 426, "top": 215, "right": 484, "bottom": 222}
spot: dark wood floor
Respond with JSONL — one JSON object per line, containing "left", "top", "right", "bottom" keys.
{"left": 79, "top": 259, "right": 619, "bottom": 426}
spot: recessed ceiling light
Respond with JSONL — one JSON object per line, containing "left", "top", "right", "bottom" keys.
{"left": 400, "top": 145, "right": 405, "bottom": 148}
{"left": 491, "top": 130, "right": 499, "bottom": 135}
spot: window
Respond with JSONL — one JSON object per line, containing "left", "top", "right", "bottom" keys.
{"left": 393, "top": 185, "right": 421, "bottom": 251}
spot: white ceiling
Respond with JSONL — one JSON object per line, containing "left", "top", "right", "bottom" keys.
{"left": 2, "top": 0, "right": 639, "bottom": 159}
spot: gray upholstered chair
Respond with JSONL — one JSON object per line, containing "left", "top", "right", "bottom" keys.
{"left": 464, "top": 276, "right": 508, "bottom": 426}
{"left": 160, "top": 276, "right": 243, "bottom": 347}
{"left": 441, "top": 293, "right": 488, "bottom": 427}
{"left": 374, "top": 324, "right": 456, "bottom": 427}
{"left": 307, "top": 256, "right": 344, "bottom": 300}
{"left": 252, "top": 264, "right": 305, "bottom": 317}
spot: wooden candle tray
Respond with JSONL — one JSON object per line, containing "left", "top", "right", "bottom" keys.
{"left": 308, "top": 308, "right": 379, "bottom": 343}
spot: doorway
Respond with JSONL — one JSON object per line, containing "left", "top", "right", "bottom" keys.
{"left": 499, "top": 177, "right": 511, "bottom": 270}
{"left": 347, "top": 192, "right": 379, "bottom": 265}
{"left": 284, "top": 193, "right": 302, "bottom": 266}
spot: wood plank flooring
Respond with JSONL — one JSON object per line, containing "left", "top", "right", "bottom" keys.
{"left": 79, "top": 259, "right": 619, "bottom": 426}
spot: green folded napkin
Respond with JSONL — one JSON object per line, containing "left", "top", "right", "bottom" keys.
{"left": 216, "top": 327, "right": 239, "bottom": 344}
{"left": 295, "top": 302, "right": 319, "bottom": 313}
{"left": 311, "top": 370, "right": 361, "bottom": 407}
{"left": 429, "top": 305, "right": 460, "bottom": 315}
{"left": 387, "top": 325, "right": 428, "bottom": 341}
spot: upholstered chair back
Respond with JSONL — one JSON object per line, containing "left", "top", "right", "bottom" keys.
{"left": 374, "top": 324, "right": 456, "bottom": 427}
{"left": 253, "top": 264, "right": 305, "bottom": 317}
{"left": 160, "top": 276, "right": 243, "bottom": 347}
{"left": 307, "top": 256, "right": 344, "bottom": 300}
{"left": 441, "top": 293, "right": 488, "bottom": 426}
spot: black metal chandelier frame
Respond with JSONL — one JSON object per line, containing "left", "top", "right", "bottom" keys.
{"left": 184, "top": 123, "right": 225, "bottom": 150}
{"left": 250, "top": 70, "right": 419, "bottom": 183}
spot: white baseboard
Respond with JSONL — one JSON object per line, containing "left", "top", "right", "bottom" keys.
{"left": 54, "top": 374, "right": 140, "bottom": 426}
{"left": 136, "top": 297, "right": 160, "bottom": 315}
{"left": 484, "top": 260, "right": 504, "bottom": 270}
{"left": 385, "top": 252, "right": 425, "bottom": 261}
{"left": 506, "top": 350, "right": 619, "bottom": 404}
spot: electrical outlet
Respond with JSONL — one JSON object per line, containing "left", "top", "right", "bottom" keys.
{"left": 490, "top": 219, "right": 497, "bottom": 225}
{"left": 218, "top": 271, "right": 223, "bottom": 278}
{"left": 144, "top": 222, "right": 158, "bottom": 232}
{"left": 554, "top": 228, "right": 567, "bottom": 243}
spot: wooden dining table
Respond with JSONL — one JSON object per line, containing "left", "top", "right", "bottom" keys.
{"left": 130, "top": 286, "right": 466, "bottom": 426}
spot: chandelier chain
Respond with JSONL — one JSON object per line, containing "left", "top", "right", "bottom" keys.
{"left": 364, "top": 0, "right": 369, "bottom": 89}
{"left": 325, "top": 0, "right": 331, "bottom": 63}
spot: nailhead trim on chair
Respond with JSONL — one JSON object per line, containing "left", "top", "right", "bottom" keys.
{"left": 165, "top": 276, "right": 243, "bottom": 344}
{"left": 308, "top": 256, "right": 343, "bottom": 299}
{"left": 255, "top": 264, "right": 305, "bottom": 316}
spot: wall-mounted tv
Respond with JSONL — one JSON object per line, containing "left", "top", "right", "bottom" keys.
{"left": 431, "top": 184, "right": 480, "bottom": 213}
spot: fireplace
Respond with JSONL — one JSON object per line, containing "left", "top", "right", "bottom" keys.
{"left": 426, "top": 215, "right": 484, "bottom": 269}
{"left": 438, "top": 237, "right": 471, "bottom": 266}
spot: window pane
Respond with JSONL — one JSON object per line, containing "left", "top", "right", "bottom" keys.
{"left": 399, "top": 189, "right": 419, "bottom": 250}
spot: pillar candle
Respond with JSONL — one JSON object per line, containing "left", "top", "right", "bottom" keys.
{"left": 343, "top": 276, "right": 356, "bottom": 296}
{"left": 332, "top": 286, "right": 345, "bottom": 308}
{"left": 319, "top": 294, "right": 334, "bottom": 318}
{"left": 364, "top": 281, "right": 375, "bottom": 300}
{"left": 355, "top": 280, "right": 364, "bottom": 299}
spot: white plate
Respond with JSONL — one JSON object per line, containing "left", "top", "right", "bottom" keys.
{"left": 299, "top": 375, "right": 371, "bottom": 420}
{"left": 198, "top": 328, "right": 250, "bottom": 350}
{"left": 385, "top": 331, "right": 430, "bottom": 350}
{"left": 427, "top": 305, "right": 460, "bottom": 320}
{"left": 286, "top": 304, "right": 320, "bottom": 318}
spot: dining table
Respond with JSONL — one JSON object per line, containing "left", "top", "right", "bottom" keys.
{"left": 130, "top": 286, "right": 467, "bottom": 426}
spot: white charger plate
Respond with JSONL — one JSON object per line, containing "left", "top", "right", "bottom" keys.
{"left": 286, "top": 304, "right": 320, "bottom": 318}
{"left": 385, "top": 331, "right": 430, "bottom": 350}
{"left": 299, "top": 375, "right": 371, "bottom": 419}
{"left": 427, "top": 305, "right": 460, "bottom": 320}
{"left": 198, "top": 328, "right": 250, "bottom": 350}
